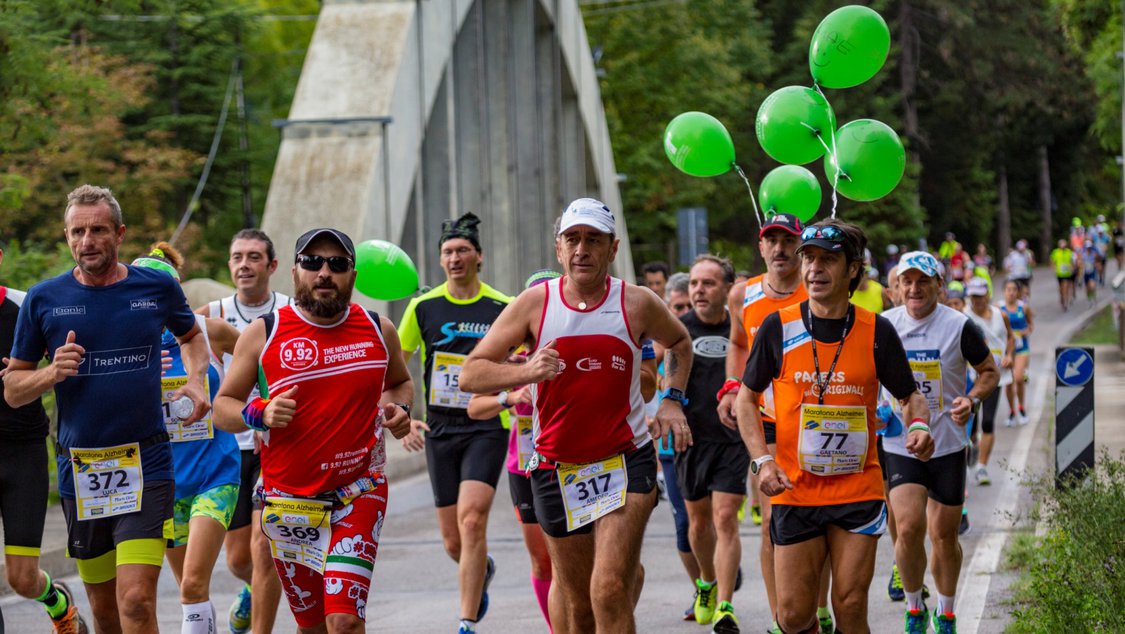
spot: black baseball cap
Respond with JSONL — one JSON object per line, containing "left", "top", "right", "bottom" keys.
{"left": 294, "top": 228, "right": 356, "bottom": 261}
{"left": 759, "top": 213, "right": 803, "bottom": 238}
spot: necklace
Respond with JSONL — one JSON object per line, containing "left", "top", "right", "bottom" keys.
{"left": 767, "top": 279, "right": 797, "bottom": 296}
{"left": 233, "top": 292, "right": 277, "bottom": 324}
{"left": 578, "top": 301, "right": 588, "bottom": 310}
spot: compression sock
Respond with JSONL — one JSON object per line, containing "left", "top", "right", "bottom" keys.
{"left": 459, "top": 618, "right": 477, "bottom": 632}
{"left": 937, "top": 592, "right": 956, "bottom": 615}
{"left": 531, "top": 574, "right": 552, "bottom": 628}
{"left": 34, "top": 573, "right": 68, "bottom": 619}
{"left": 905, "top": 589, "right": 924, "bottom": 611}
{"left": 182, "top": 600, "right": 215, "bottom": 634}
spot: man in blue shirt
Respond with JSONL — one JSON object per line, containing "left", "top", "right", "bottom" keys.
{"left": 4, "top": 184, "right": 211, "bottom": 634}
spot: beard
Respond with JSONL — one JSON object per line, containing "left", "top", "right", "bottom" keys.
{"left": 295, "top": 276, "right": 353, "bottom": 318}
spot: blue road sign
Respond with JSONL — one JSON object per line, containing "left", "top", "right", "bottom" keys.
{"left": 1056, "top": 347, "right": 1094, "bottom": 387}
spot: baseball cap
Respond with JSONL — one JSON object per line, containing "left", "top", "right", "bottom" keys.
{"left": 897, "top": 251, "right": 942, "bottom": 278}
{"left": 759, "top": 213, "right": 803, "bottom": 238}
{"left": 966, "top": 277, "right": 989, "bottom": 296}
{"left": 945, "top": 284, "right": 965, "bottom": 300}
{"left": 558, "top": 198, "right": 616, "bottom": 235}
{"left": 294, "top": 228, "right": 356, "bottom": 261}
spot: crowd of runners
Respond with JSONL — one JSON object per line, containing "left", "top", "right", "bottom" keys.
{"left": 0, "top": 184, "right": 1111, "bottom": 634}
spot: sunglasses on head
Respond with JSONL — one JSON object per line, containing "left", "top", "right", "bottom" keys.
{"left": 297, "top": 254, "right": 353, "bottom": 273}
{"left": 800, "top": 225, "right": 846, "bottom": 243}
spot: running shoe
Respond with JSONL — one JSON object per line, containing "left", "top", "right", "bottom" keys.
{"left": 750, "top": 505, "right": 763, "bottom": 526}
{"left": 693, "top": 578, "right": 718, "bottom": 624}
{"left": 817, "top": 609, "right": 833, "bottom": 633}
{"left": 1005, "top": 413, "right": 1016, "bottom": 428}
{"left": 228, "top": 584, "right": 252, "bottom": 634}
{"left": 888, "top": 563, "right": 905, "bottom": 601}
{"left": 51, "top": 582, "right": 88, "bottom": 634}
{"left": 1018, "top": 410, "right": 1029, "bottom": 426}
{"left": 457, "top": 620, "right": 476, "bottom": 634}
{"left": 974, "top": 465, "right": 991, "bottom": 486}
{"left": 767, "top": 622, "right": 782, "bottom": 634}
{"left": 959, "top": 510, "right": 971, "bottom": 536}
{"left": 683, "top": 602, "right": 697, "bottom": 622}
{"left": 904, "top": 602, "right": 930, "bottom": 634}
{"left": 737, "top": 498, "right": 746, "bottom": 522}
{"left": 476, "top": 555, "right": 496, "bottom": 621}
{"left": 711, "top": 601, "right": 739, "bottom": 634}
{"left": 932, "top": 611, "right": 957, "bottom": 634}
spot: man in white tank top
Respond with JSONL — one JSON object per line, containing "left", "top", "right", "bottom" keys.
{"left": 963, "top": 278, "right": 1014, "bottom": 486}
{"left": 195, "top": 229, "right": 290, "bottom": 634}
{"left": 882, "top": 252, "right": 999, "bottom": 633}
{"left": 461, "top": 198, "right": 694, "bottom": 633}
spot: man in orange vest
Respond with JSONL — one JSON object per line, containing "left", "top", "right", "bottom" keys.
{"left": 735, "top": 219, "right": 933, "bottom": 633}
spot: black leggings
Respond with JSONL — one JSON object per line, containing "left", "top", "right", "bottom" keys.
{"left": 979, "top": 389, "right": 1001, "bottom": 434}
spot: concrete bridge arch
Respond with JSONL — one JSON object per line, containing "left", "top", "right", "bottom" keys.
{"left": 261, "top": 0, "right": 632, "bottom": 306}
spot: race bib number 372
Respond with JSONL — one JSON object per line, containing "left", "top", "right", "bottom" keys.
{"left": 71, "top": 443, "right": 143, "bottom": 521}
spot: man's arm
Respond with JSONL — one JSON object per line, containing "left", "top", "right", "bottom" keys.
{"left": 194, "top": 303, "right": 212, "bottom": 317}
{"left": 736, "top": 387, "right": 791, "bottom": 495}
{"left": 213, "top": 319, "right": 267, "bottom": 433}
{"left": 951, "top": 322, "right": 1000, "bottom": 425}
{"left": 172, "top": 321, "right": 211, "bottom": 423}
{"left": 376, "top": 316, "right": 414, "bottom": 440}
{"left": 460, "top": 287, "right": 552, "bottom": 394}
{"left": 4, "top": 330, "right": 85, "bottom": 408}
{"left": 634, "top": 286, "right": 693, "bottom": 452}
{"left": 719, "top": 282, "right": 748, "bottom": 427}
{"left": 1000, "top": 312, "right": 1015, "bottom": 368}
{"left": 205, "top": 317, "right": 240, "bottom": 357}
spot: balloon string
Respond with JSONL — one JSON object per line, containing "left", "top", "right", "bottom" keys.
{"left": 733, "top": 163, "right": 764, "bottom": 229}
{"left": 812, "top": 83, "right": 843, "bottom": 219}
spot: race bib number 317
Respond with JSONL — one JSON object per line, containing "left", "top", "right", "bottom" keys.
{"left": 556, "top": 455, "right": 628, "bottom": 532}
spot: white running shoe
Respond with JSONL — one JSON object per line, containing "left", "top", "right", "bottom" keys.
{"left": 974, "top": 465, "right": 991, "bottom": 486}
{"left": 1005, "top": 414, "right": 1016, "bottom": 428}
{"left": 1018, "top": 411, "right": 1029, "bottom": 426}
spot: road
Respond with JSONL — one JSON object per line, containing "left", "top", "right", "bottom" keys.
{"left": 1, "top": 267, "right": 1110, "bottom": 633}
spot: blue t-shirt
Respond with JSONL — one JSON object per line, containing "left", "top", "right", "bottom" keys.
{"left": 11, "top": 266, "right": 197, "bottom": 497}
{"left": 164, "top": 327, "right": 240, "bottom": 500}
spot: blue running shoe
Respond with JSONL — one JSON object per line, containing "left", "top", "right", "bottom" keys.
{"left": 228, "top": 585, "right": 251, "bottom": 634}
{"left": 904, "top": 602, "right": 929, "bottom": 633}
{"left": 476, "top": 555, "right": 496, "bottom": 621}
{"left": 457, "top": 619, "right": 477, "bottom": 634}
{"left": 932, "top": 611, "right": 957, "bottom": 634}
{"left": 888, "top": 564, "right": 905, "bottom": 602}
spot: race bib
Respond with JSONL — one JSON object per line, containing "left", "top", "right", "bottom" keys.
{"left": 71, "top": 443, "right": 143, "bottom": 521}
{"left": 261, "top": 497, "right": 332, "bottom": 572}
{"left": 556, "top": 455, "right": 628, "bottom": 532}
{"left": 516, "top": 415, "right": 535, "bottom": 472}
{"left": 162, "top": 376, "right": 213, "bottom": 442}
{"left": 429, "top": 352, "right": 471, "bottom": 409}
{"left": 797, "top": 405, "right": 869, "bottom": 475}
{"left": 900, "top": 351, "right": 943, "bottom": 413}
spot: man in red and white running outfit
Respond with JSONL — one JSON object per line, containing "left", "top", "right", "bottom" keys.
{"left": 461, "top": 198, "right": 694, "bottom": 634}
{"left": 213, "top": 228, "right": 414, "bottom": 634}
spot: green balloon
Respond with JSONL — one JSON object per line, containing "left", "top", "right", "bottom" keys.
{"left": 355, "top": 239, "right": 419, "bottom": 301}
{"left": 663, "top": 112, "right": 736, "bottom": 177}
{"left": 823, "top": 119, "right": 905, "bottom": 202}
{"left": 809, "top": 5, "right": 891, "bottom": 89}
{"left": 756, "top": 86, "right": 837, "bottom": 165}
{"left": 760, "top": 165, "right": 822, "bottom": 222}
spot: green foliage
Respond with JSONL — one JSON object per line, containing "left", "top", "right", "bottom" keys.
{"left": 0, "top": 240, "right": 76, "bottom": 291}
{"left": 1069, "top": 305, "right": 1120, "bottom": 345}
{"left": 1006, "top": 450, "right": 1125, "bottom": 633}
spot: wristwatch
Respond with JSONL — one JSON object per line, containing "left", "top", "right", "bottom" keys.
{"left": 662, "top": 388, "right": 689, "bottom": 406}
{"left": 496, "top": 391, "right": 510, "bottom": 408}
{"left": 969, "top": 395, "right": 981, "bottom": 407}
{"left": 750, "top": 454, "right": 775, "bottom": 475}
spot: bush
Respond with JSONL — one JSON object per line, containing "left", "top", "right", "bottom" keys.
{"left": 1007, "top": 450, "right": 1125, "bottom": 632}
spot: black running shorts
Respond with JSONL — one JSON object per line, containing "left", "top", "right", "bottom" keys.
{"left": 674, "top": 441, "right": 750, "bottom": 501}
{"left": 425, "top": 428, "right": 508, "bottom": 507}
{"left": 61, "top": 479, "right": 175, "bottom": 560}
{"left": 770, "top": 499, "right": 887, "bottom": 546}
{"left": 508, "top": 471, "right": 537, "bottom": 525}
{"left": 229, "top": 449, "right": 261, "bottom": 530}
{"left": 884, "top": 449, "right": 967, "bottom": 506}
{"left": 0, "top": 438, "right": 49, "bottom": 553}
{"left": 530, "top": 445, "right": 657, "bottom": 539}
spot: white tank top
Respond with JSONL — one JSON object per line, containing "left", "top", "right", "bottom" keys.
{"left": 882, "top": 303, "right": 971, "bottom": 459}
{"left": 963, "top": 306, "right": 1012, "bottom": 387}
{"left": 207, "top": 292, "right": 291, "bottom": 449}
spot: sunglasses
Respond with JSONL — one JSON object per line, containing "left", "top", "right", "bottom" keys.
{"left": 800, "top": 225, "right": 846, "bottom": 243}
{"left": 297, "top": 254, "right": 353, "bottom": 273}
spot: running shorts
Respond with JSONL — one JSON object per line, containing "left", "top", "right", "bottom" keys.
{"left": 979, "top": 390, "right": 1001, "bottom": 435}
{"left": 509, "top": 471, "right": 537, "bottom": 525}
{"left": 770, "top": 499, "right": 887, "bottom": 546}
{"left": 61, "top": 479, "right": 174, "bottom": 562}
{"left": 884, "top": 449, "right": 967, "bottom": 506}
{"left": 268, "top": 483, "right": 389, "bottom": 628}
{"left": 530, "top": 446, "right": 657, "bottom": 539}
{"left": 230, "top": 449, "right": 261, "bottom": 530}
{"left": 169, "top": 484, "right": 239, "bottom": 548}
{"left": 425, "top": 428, "right": 507, "bottom": 507}
{"left": 0, "top": 438, "right": 49, "bottom": 555}
{"left": 877, "top": 436, "right": 889, "bottom": 483}
{"left": 674, "top": 441, "right": 750, "bottom": 501}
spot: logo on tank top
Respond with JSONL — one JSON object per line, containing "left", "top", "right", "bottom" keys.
{"left": 53, "top": 305, "right": 86, "bottom": 316}
{"left": 576, "top": 357, "right": 603, "bottom": 371}
{"left": 434, "top": 321, "right": 491, "bottom": 346}
{"left": 692, "top": 336, "right": 729, "bottom": 358}
{"left": 280, "top": 337, "right": 319, "bottom": 370}
{"left": 130, "top": 299, "right": 158, "bottom": 310}
{"left": 612, "top": 355, "right": 627, "bottom": 371}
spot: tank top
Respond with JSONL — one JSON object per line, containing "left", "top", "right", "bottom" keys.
{"left": 963, "top": 306, "right": 1013, "bottom": 387}
{"left": 681, "top": 310, "right": 738, "bottom": 444}
{"left": 258, "top": 304, "right": 389, "bottom": 496}
{"left": 208, "top": 292, "right": 292, "bottom": 450}
{"left": 771, "top": 304, "right": 883, "bottom": 506}
{"left": 163, "top": 315, "right": 240, "bottom": 499}
{"left": 850, "top": 280, "right": 885, "bottom": 314}
{"left": 531, "top": 277, "right": 646, "bottom": 464}
{"left": 742, "top": 275, "right": 807, "bottom": 421}
{"left": 882, "top": 304, "right": 971, "bottom": 459}
{"left": 1000, "top": 300, "right": 1029, "bottom": 350}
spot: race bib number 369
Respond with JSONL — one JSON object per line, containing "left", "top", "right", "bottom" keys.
{"left": 71, "top": 443, "right": 143, "bottom": 521}
{"left": 556, "top": 455, "right": 628, "bottom": 532}
{"left": 262, "top": 497, "right": 332, "bottom": 572}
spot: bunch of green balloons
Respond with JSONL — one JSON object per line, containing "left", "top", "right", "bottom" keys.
{"left": 354, "top": 239, "right": 419, "bottom": 301}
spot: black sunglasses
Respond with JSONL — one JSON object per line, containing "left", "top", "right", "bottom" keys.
{"left": 297, "top": 254, "right": 353, "bottom": 273}
{"left": 800, "top": 225, "right": 846, "bottom": 243}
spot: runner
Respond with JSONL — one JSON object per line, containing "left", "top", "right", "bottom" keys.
{"left": 735, "top": 219, "right": 933, "bottom": 634}
{"left": 963, "top": 278, "right": 1015, "bottom": 486}
{"left": 1080, "top": 239, "right": 1100, "bottom": 305}
{"left": 212, "top": 227, "right": 414, "bottom": 633}
{"left": 197, "top": 229, "right": 291, "bottom": 634}
{"left": 1112, "top": 220, "right": 1124, "bottom": 271}
{"left": 5, "top": 184, "right": 211, "bottom": 633}
{"left": 883, "top": 251, "right": 1000, "bottom": 633}
{"left": 641, "top": 261, "right": 671, "bottom": 299}
{"left": 675, "top": 254, "right": 745, "bottom": 633}
{"left": 1050, "top": 239, "right": 1076, "bottom": 311}
{"left": 460, "top": 197, "right": 694, "bottom": 633}
{"left": 999, "top": 280, "right": 1034, "bottom": 426}
{"left": 396, "top": 213, "right": 511, "bottom": 633}
{"left": 0, "top": 243, "right": 89, "bottom": 633}
{"left": 132, "top": 243, "right": 242, "bottom": 633}
{"left": 666, "top": 272, "right": 691, "bottom": 316}
{"left": 716, "top": 213, "right": 833, "bottom": 634}
{"left": 1002, "top": 240, "right": 1033, "bottom": 300}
